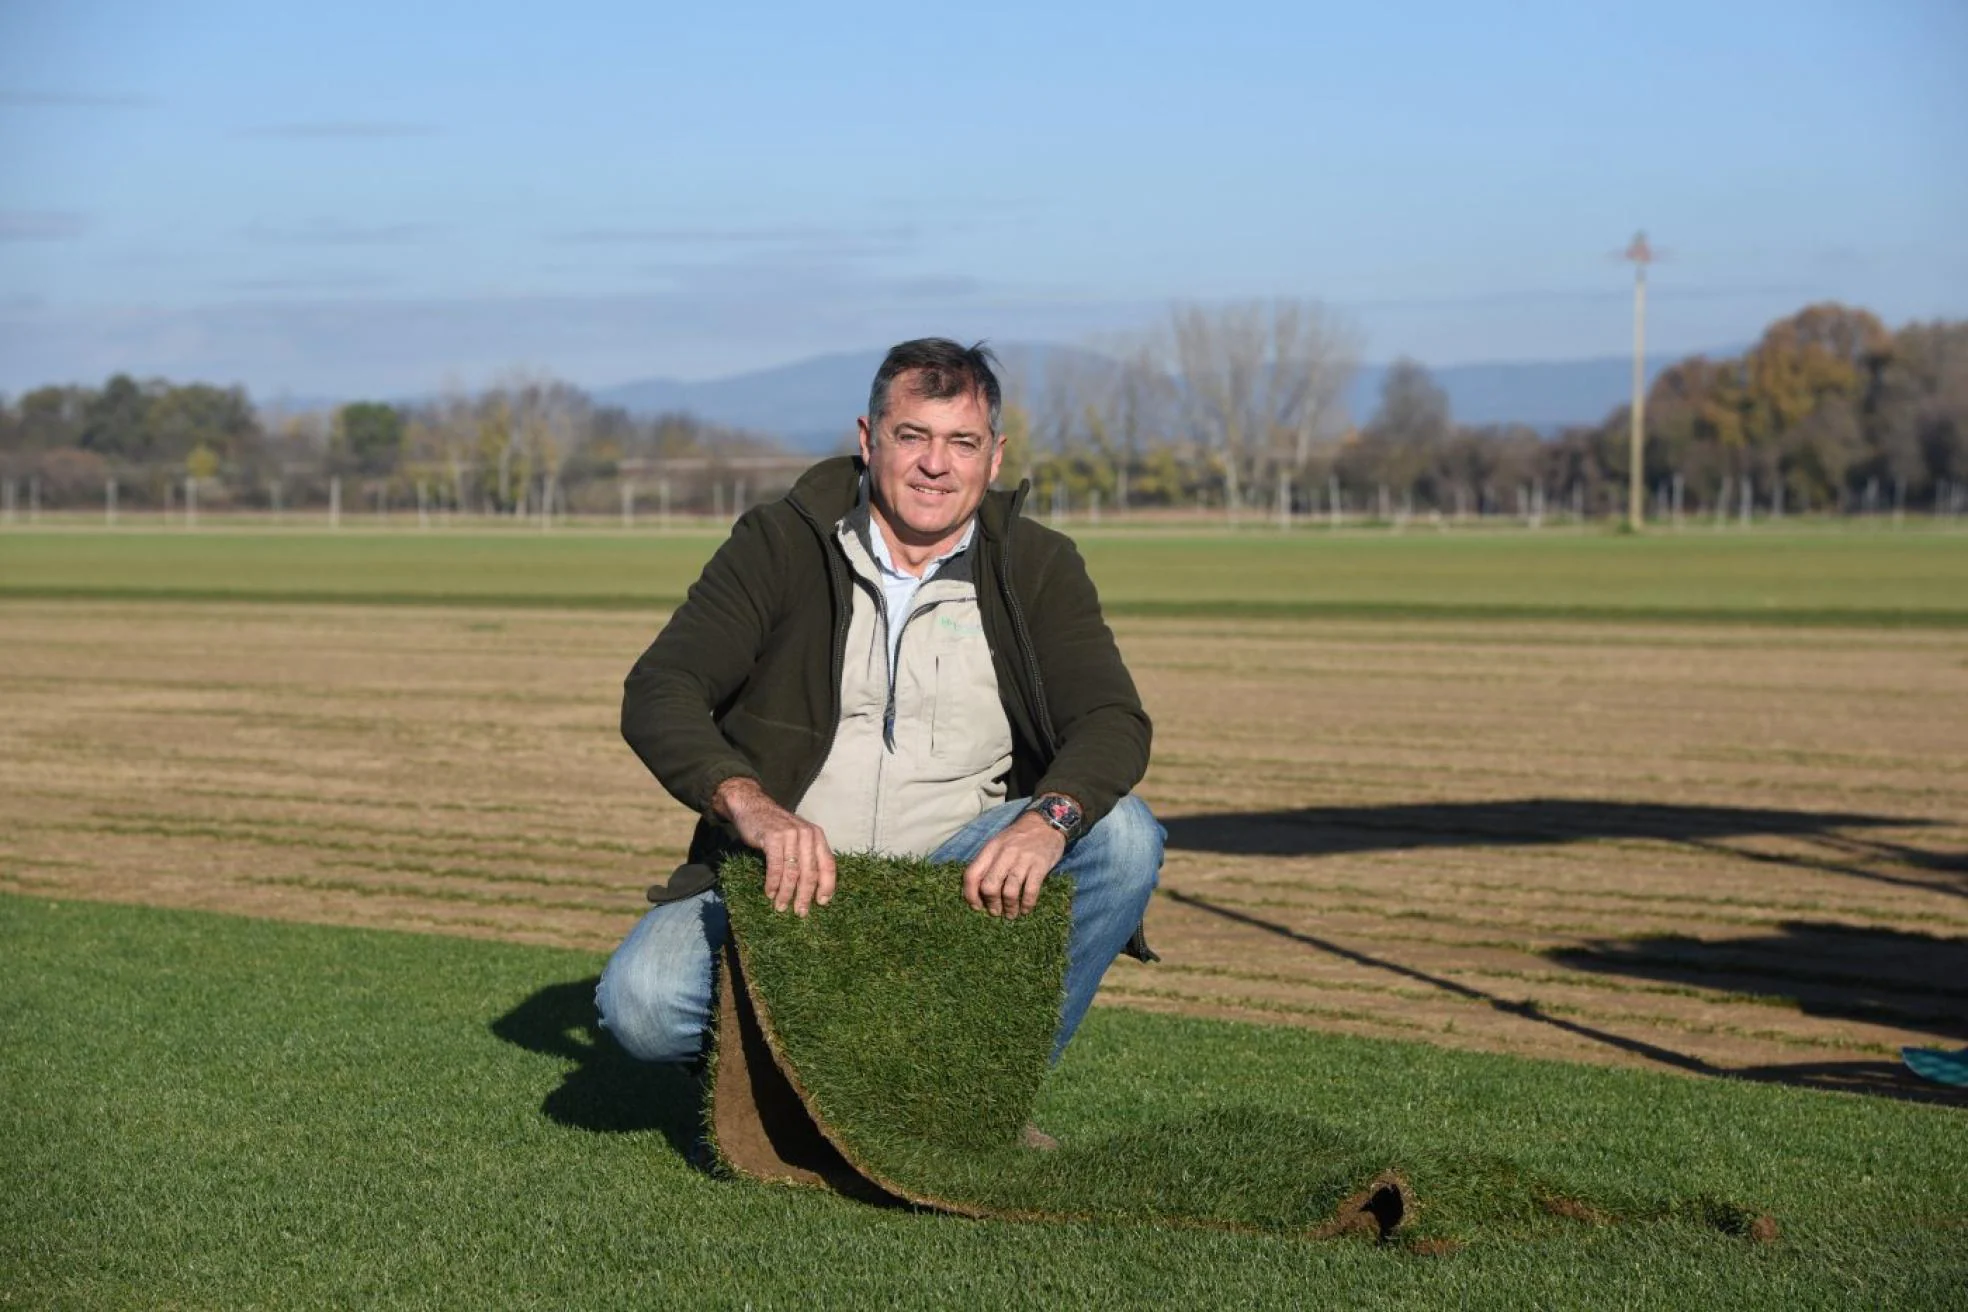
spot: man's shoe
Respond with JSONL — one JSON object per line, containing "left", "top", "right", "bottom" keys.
{"left": 1020, "top": 1122, "right": 1059, "bottom": 1151}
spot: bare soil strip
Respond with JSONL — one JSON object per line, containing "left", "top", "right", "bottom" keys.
{"left": 3, "top": 601, "right": 1963, "bottom": 1097}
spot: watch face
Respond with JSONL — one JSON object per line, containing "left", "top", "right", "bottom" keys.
{"left": 1034, "top": 795, "right": 1081, "bottom": 833}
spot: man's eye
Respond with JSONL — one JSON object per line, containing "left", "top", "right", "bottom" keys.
{"left": 952, "top": 439, "right": 982, "bottom": 456}
{"left": 896, "top": 432, "right": 927, "bottom": 446}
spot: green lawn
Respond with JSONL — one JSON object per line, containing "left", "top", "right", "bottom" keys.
{"left": 3, "top": 524, "right": 1966, "bottom": 624}
{"left": 5, "top": 895, "right": 1963, "bottom": 1308}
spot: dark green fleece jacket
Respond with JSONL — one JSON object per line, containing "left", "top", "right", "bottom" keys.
{"left": 621, "top": 455, "right": 1153, "bottom": 872}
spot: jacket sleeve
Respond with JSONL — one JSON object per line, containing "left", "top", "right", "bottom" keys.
{"left": 1022, "top": 532, "right": 1152, "bottom": 829}
{"left": 621, "top": 507, "right": 784, "bottom": 814}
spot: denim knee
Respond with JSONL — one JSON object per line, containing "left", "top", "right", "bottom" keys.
{"left": 594, "top": 895, "right": 723, "bottom": 1064}
{"left": 1081, "top": 795, "right": 1164, "bottom": 894}
{"left": 1070, "top": 794, "right": 1157, "bottom": 920}
{"left": 595, "top": 959, "right": 703, "bottom": 1063}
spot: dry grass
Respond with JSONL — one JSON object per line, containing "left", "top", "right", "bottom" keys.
{"left": 2, "top": 600, "right": 1963, "bottom": 1096}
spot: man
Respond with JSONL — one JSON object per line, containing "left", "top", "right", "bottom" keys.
{"left": 597, "top": 338, "right": 1160, "bottom": 1074}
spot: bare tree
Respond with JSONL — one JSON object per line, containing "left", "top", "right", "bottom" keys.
{"left": 1164, "top": 299, "right": 1358, "bottom": 518}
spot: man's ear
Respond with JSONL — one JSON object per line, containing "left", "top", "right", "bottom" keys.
{"left": 987, "top": 432, "right": 1005, "bottom": 485}
{"left": 856, "top": 417, "right": 874, "bottom": 463}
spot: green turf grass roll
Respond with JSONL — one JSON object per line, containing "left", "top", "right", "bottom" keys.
{"left": 707, "top": 851, "right": 1775, "bottom": 1247}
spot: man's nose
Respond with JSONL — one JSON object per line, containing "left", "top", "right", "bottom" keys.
{"left": 916, "top": 439, "right": 952, "bottom": 474}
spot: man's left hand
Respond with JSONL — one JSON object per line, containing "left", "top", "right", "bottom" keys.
{"left": 963, "top": 813, "right": 1067, "bottom": 919}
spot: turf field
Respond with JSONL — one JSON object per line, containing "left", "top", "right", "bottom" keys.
{"left": 5, "top": 897, "right": 1964, "bottom": 1306}
{"left": 2, "top": 522, "right": 1965, "bottom": 1305}
{"left": 3, "top": 521, "right": 1965, "bottom": 623}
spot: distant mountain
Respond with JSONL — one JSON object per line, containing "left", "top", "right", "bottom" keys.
{"left": 594, "top": 349, "right": 880, "bottom": 452}
{"left": 591, "top": 342, "right": 1115, "bottom": 452}
{"left": 595, "top": 347, "right": 1711, "bottom": 449}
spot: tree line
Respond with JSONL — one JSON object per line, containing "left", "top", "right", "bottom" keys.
{"left": 0, "top": 374, "right": 786, "bottom": 515}
{"left": 1, "top": 300, "right": 1962, "bottom": 521}
{"left": 1004, "top": 301, "right": 1967, "bottom": 520}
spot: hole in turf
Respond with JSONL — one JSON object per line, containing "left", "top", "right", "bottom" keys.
{"left": 1317, "top": 1175, "right": 1409, "bottom": 1242}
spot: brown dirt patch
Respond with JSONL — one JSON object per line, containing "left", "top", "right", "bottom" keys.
{"left": 2, "top": 600, "right": 1964, "bottom": 1100}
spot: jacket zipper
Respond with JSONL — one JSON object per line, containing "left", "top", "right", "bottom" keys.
{"left": 883, "top": 590, "right": 954, "bottom": 751}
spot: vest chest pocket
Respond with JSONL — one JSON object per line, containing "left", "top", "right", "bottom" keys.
{"left": 926, "top": 612, "right": 1011, "bottom": 766}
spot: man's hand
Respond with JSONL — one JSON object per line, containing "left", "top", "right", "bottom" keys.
{"left": 712, "top": 777, "right": 837, "bottom": 916}
{"left": 963, "top": 813, "right": 1067, "bottom": 919}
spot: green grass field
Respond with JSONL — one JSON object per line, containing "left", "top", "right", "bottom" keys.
{"left": 5, "top": 524, "right": 1966, "bottom": 1306}
{"left": 5, "top": 896, "right": 1965, "bottom": 1308}
{"left": 3, "top": 524, "right": 1966, "bottom": 624}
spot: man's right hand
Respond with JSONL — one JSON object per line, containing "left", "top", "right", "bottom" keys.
{"left": 711, "top": 777, "right": 837, "bottom": 917}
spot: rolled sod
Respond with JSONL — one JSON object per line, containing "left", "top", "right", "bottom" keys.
{"left": 708, "top": 852, "right": 1774, "bottom": 1247}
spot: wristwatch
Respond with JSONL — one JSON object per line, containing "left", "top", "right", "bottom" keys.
{"left": 1024, "top": 793, "right": 1084, "bottom": 840}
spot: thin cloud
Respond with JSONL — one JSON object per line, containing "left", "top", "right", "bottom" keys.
{"left": 244, "top": 218, "right": 441, "bottom": 246}
{"left": 0, "top": 211, "right": 88, "bottom": 241}
{"left": 219, "top": 272, "right": 403, "bottom": 294}
{"left": 244, "top": 121, "right": 437, "bottom": 139}
{"left": 0, "top": 277, "right": 1107, "bottom": 396}
{"left": 0, "top": 90, "right": 155, "bottom": 108}
{"left": 1347, "top": 282, "right": 1815, "bottom": 314}
{"left": 553, "top": 222, "right": 918, "bottom": 248}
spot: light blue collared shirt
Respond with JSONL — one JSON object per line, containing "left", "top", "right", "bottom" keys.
{"left": 866, "top": 518, "right": 976, "bottom": 673}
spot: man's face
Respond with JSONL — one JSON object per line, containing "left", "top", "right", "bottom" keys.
{"left": 857, "top": 373, "right": 1004, "bottom": 548}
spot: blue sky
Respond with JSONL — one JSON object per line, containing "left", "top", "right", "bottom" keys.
{"left": 1, "top": 0, "right": 1963, "bottom": 397}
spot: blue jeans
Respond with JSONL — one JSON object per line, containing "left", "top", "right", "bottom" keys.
{"left": 595, "top": 795, "right": 1163, "bottom": 1066}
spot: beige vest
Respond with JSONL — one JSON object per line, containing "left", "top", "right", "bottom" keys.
{"left": 795, "top": 520, "right": 1014, "bottom": 856}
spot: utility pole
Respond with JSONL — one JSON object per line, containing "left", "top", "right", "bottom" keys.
{"left": 1622, "top": 231, "right": 1654, "bottom": 532}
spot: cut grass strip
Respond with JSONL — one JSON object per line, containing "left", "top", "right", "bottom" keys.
{"left": 9, "top": 582, "right": 1967, "bottom": 627}
{"left": 6, "top": 525, "right": 1967, "bottom": 626}
{"left": 6, "top": 894, "right": 1967, "bottom": 1307}
{"left": 714, "top": 854, "right": 1774, "bottom": 1247}
{"left": 239, "top": 873, "right": 624, "bottom": 916}
{"left": 1203, "top": 870, "right": 1968, "bottom": 929}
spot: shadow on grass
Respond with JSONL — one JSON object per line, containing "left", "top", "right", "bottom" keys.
{"left": 1161, "top": 799, "right": 1962, "bottom": 900}
{"left": 1725, "top": 1059, "right": 1968, "bottom": 1107}
{"left": 1166, "top": 892, "right": 1968, "bottom": 1108}
{"left": 1551, "top": 921, "right": 1968, "bottom": 1094}
{"left": 1164, "top": 890, "right": 1719, "bottom": 1075}
{"left": 489, "top": 977, "right": 704, "bottom": 1155}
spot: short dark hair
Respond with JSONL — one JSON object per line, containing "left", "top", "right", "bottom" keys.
{"left": 867, "top": 338, "right": 1003, "bottom": 437}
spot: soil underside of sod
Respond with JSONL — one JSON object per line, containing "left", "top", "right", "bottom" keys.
{"left": 706, "top": 853, "right": 1774, "bottom": 1246}
{"left": 3, "top": 599, "right": 1962, "bottom": 1105}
